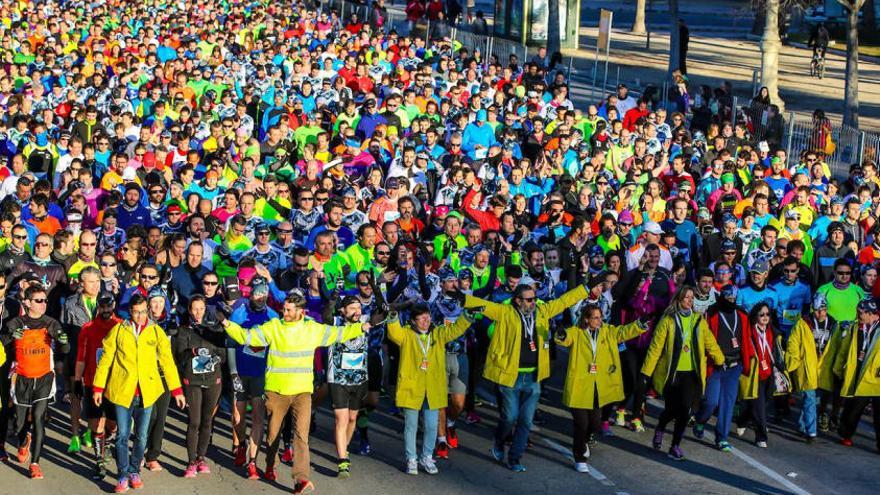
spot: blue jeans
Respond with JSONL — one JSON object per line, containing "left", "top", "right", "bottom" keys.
{"left": 495, "top": 372, "right": 541, "bottom": 462}
{"left": 695, "top": 364, "right": 742, "bottom": 443}
{"left": 115, "top": 395, "right": 153, "bottom": 482}
{"left": 798, "top": 389, "right": 818, "bottom": 437}
{"left": 403, "top": 400, "right": 439, "bottom": 461}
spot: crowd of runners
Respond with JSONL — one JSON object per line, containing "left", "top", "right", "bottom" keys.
{"left": 0, "top": 0, "right": 878, "bottom": 494}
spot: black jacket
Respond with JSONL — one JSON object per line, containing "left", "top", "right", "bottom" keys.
{"left": 173, "top": 320, "right": 227, "bottom": 388}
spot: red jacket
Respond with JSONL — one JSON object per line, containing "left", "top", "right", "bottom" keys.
{"left": 462, "top": 188, "right": 501, "bottom": 232}
{"left": 705, "top": 308, "right": 755, "bottom": 379}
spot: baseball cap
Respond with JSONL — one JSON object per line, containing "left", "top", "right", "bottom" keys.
{"left": 857, "top": 298, "right": 878, "bottom": 313}
{"left": 678, "top": 180, "right": 692, "bottom": 191}
{"left": 830, "top": 195, "right": 845, "bottom": 206}
{"left": 458, "top": 268, "right": 474, "bottom": 280}
{"left": 721, "top": 173, "right": 735, "bottom": 184}
{"left": 589, "top": 245, "right": 604, "bottom": 257}
{"left": 811, "top": 293, "right": 828, "bottom": 311}
{"left": 438, "top": 267, "right": 457, "bottom": 281}
{"left": 784, "top": 209, "right": 801, "bottom": 220}
{"left": 643, "top": 222, "right": 663, "bottom": 235}
{"left": 720, "top": 239, "right": 737, "bottom": 253}
{"left": 98, "top": 291, "right": 116, "bottom": 307}
{"left": 749, "top": 259, "right": 770, "bottom": 273}
{"left": 618, "top": 210, "right": 634, "bottom": 224}
{"left": 122, "top": 167, "right": 138, "bottom": 181}
{"left": 758, "top": 141, "right": 770, "bottom": 152}
{"left": 66, "top": 210, "right": 83, "bottom": 223}
{"left": 722, "top": 213, "right": 738, "bottom": 225}
{"left": 251, "top": 276, "right": 269, "bottom": 295}
{"left": 147, "top": 286, "right": 167, "bottom": 300}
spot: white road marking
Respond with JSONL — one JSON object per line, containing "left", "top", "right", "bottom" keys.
{"left": 543, "top": 438, "right": 615, "bottom": 487}
{"left": 729, "top": 447, "right": 812, "bottom": 495}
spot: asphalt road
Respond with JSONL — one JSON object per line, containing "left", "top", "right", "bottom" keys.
{"left": 1, "top": 348, "right": 878, "bottom": 494}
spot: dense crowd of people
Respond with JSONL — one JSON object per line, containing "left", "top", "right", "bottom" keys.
{"left": 0, "top": 0, "right": 878, "bottom": 494}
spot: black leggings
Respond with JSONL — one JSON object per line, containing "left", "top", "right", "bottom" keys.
{"left": 656, "top": 371, "right": 700, "bottom": 447}
{"left": 571, "top": 391, "right": 601, "bottom": 463}
{"left": 622, "top": 347, "right": 648, "bottom": 419}
{"left": 184, "top": 382, "right": 222, "bottom": 463}
{"left": 145, "top": 390, "right": 171, "bottom": 462}
{"left": 737, "top": 378, "right": 772, "bottom": 442}
{"left": 16, "top": 400, "right": 49, "bottom": 463}
{"left": 839, "top": 396, "right": 880, "bottom": 449}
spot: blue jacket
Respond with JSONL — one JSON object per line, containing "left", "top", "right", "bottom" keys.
{"left": 117, "top": 203, "right": 153, "bottom": 231}
{"left": 770, "top": 280, "right": 812, "bottom": 336}
{"left": 736, "top": 283, "right": 777, "bottom": 315}
{"left": 229, "top": 303, "right": 278, "bottom": 377}
{"left": 461, "top": 122, "right": 496, "bottom": 160}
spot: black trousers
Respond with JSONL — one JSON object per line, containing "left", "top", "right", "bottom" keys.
{"left": 571, "top": 390, "right": 601, "bottom": 463}
{"left": 145, "top": 390, "right": 171, "bottom": 462}
{"left": 737, "top": 377, "right": 772, "bottom": 442}
{"left": 839, "top": 396, "right": 880, "bottom": 449}
{"left": 623, "top": 347, "right": 648, "bottom": 419}
{"left": 15, "top": 400, "right": 50, "bottom": 463}
{"left": 184, "top": 382, "right": 222, "bottom": 463}
{"left": 657, "top": 371, "right": 699, "bottom": 447}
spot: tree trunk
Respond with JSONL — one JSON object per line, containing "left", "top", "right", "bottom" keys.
{"left": 668, "top": 0, "right": 680, "bottom": 74}
{"left": 547, "top": 0, "right": 561, "bottom": 55}
{"left": 760, "top": 0, "right": 784, "bottom": 112}
{"left": 843, "top": 3, "right": 861, "bottom": 127}
{"left": 632, "top": 0, "right": 647, "bottom": 33}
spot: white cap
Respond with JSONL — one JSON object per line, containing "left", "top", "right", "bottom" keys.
{"left": 643, "top": 222, "right": 663, "bottom": 235}
{"left": 122, "top": 167, "right": 137, "bottom": 181}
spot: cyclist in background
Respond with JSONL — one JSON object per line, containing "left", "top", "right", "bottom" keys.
{"left": 808, "top": 22, "right": 830, "bottom": 61}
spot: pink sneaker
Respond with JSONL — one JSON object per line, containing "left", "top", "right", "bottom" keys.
{"left": 197, "top": 460, "right": 211, "bottom": 474}
{"left": 183, "top": 463, "right": 198, "bottom": 478}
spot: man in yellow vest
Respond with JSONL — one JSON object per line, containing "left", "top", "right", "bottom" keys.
{"left": 219, "top": 291, "right": 371, "bottom": 494}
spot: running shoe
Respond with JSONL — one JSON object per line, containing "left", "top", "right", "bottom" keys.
{"left": 652, "top": 430, "right": 664, "bottom": 450}
{"left": 631, "top": 418, "right": 646, "bottom": 432}
{"left": 465, "top": 411, "right": 482, "bottom": 425}
{"left": 197, "top": 459, "right": 211, "bottom": 474}
{"left": 419, "top": 456, "right": 439, "bottom": 475}
{"left": 756, "top": 441, "right": 768, "bottom": 448}
{"left": 490, "top": 446, "right": 505, "bottom": 463}
{"left": 114, "top": 478, "right": 130, "bottom": 493}
{"left": 532, "top": 410, "right": 546, "bottom": 426}
{"left": 183, "top": 462, "right": 198, "bottom": 478}
{"left": 718, "top": 441, "right": 733, "bottom": 453}
{"left": 574, "top": 462, "right": 589, "bottom": 473}
{"left": 735, "top": 427, "right": 746, "bottom": 437}
{"left": 30, "top": 462, "right": 43, "bottom": 479}
{"left": 129, "top": 473, "right": 143, "bottom": 489}
{"left": 357, "top": 439, "right": 372, "bottom": 456}
{"left": 68, "top": 434, "right": 82, "bottom": 454}
{"left": 246, "top": 462, "right": 260, "bottom": 480}
{"left": 233, "top": 445, "right": 247, "bottom": 466}
{"left": 264, "top": 466, "right": 277, "bottom": 481}
{"left": 447, "top": 427, "right": 459, "bottom": 448}
{"left": 280, "top": 445, "right": 293, "bottom": 464}
{"left": 435, "top": 441, "right": 449, "bottom": 459}
{"left": 93, "top": 460, "right": 107, "bottom": 480}
{"left": 840, "top": 438, "right": 853, "bottom": 447}
{"left": 82, "top": 429, "right": 93, "bottom": 448}
{"left": 17, "top": 432, "right": 31, "bottom": 463}
{"left": 506, "top": 460, "right": 526, "bottom": 472}
{"left": 338, "top": 459, "right": 351, "bottom": 478}
{"left": 406, "top": 458, "right": 418, "bottom": 475}
{"left": 615, "top": 409, "right": 627, "bottom": 427}
{"left": 693, "top": 423, "right": 704, "bottom": 440}
{"left": 601, "top": 421, "right": 614, "bottom": 437}
{"left": 293, "top": 479, "right": 315, "bottom": 494}
{"left": 145, "top": 460, "right": 162, "bottom": 472}
{"left": 668, "top": 446, "right": 685, "bottom": 461}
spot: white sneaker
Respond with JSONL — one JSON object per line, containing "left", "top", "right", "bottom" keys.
{"left": 756, "top": 441, "right": 768, "bottom": 448}
{"left": 574, "top": 462, "right": 590, "bottom": 473}
{"left": 735, "top": 427, "right": 746, "bottom": 437}
{"left": 406, "top": 458, "right": 418, "bottom": 475}
{"left": 419, "top": 456, "right": 438, "bottom": 475}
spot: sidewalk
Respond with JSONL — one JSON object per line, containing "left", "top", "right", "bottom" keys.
{"left": 563, "top": 27, "right": 880, "bottom": 131}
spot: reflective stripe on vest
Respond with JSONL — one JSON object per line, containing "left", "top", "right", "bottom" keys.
{"left": 320, "top": 326, "right": 343, "bottom": 347}
{"left": 268, "top": 349, "right": 313, "bottom": 359}
{"left": 266, "top": 366, "right": 313, "bottom": 374}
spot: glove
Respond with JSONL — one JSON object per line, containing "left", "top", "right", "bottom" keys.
{"left": 57, "top": 332, "right": 69, "bottom": 346}
{"left": 449, "top": 290, "right": 466, "bottom": 304}
{"left": 12, "top": 327, "right": 24, "bottom": 340}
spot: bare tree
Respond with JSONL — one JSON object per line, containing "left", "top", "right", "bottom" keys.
{"left": 633, "top": 0, "right": 647, "bottom": 33}
{"left": 837, "top": 0, "right": 866, "bottom": 127}
{"left": 760, "top": 0, "right": 785, "bottom": 111}
{"left": 668, "top": 0, "right": 680, "bottom": 74}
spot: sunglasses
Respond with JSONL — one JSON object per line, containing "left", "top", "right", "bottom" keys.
{"left": 203, "top": 280, "right": 219, "bottom": 286}
{"left": 30, "top": 298, "right": 48, "bottom": 304}
{"left": 80, "top": 242, "right": 96, "bottom": 247}
{"left": 836, "top": 271, "right": 852, "bottom": 276}
{"left": 758, "top": 312, "right": 770, "bottom": 317}
{"left": 0, "top": 285, "right": 6, "bottom": 290}
{"left": 300, "top": 197, "right": 314, "bottom": 201}
{"left": 13, "top": 234, "right": 27, "bottom": 240}
{"left": 35, "top": 242, "right": 51, "bottom": 247}
{"left": 519, "top": 297, "right": 536, "bottom": 302}
{"left": 142, "top": 274, "right": 159, "bottom": 280}
{"left": 376, "top": 251, "right": 390, "bottom": 256}
{"left": 101, "top": 262, "right": 117, "bottom": 267}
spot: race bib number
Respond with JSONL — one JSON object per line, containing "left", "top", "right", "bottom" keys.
{"left": 242, "top": 346, "right": 266, "bottom": 358}
{"left": 192, "top": 355, "right": 216, "bottom": 374}
{"left": 782, "top": 309, "right": 799, "bottom": 326}
{"left": 341, "top": 352, "right": 366, "bottom": 370}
